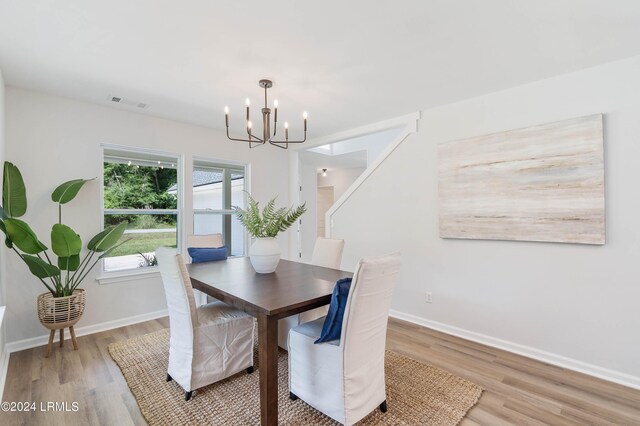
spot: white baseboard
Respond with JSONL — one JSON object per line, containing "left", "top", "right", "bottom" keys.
{"left": 389, "top": 309, "right": 640, "bottom": 391}
{"left": 4, "top": 308, "right": 168, "bottom": 354}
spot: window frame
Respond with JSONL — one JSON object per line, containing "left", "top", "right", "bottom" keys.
{"left": 192, "top": 156, "right": 249, "bottom": 257}
{"left": 98, "top": 144, "right": 184, "bottom": 280}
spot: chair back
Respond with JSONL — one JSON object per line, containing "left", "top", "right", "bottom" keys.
{"left": 310, "top": 237, "right": 345, "bottom": 269}
{"left": 188, "top": 233, "right": 223, "bottom": 248}
{"left": 157, "top": 247, "right": 199, "bottom": 340}
{"left": 340, "top": 252, "right": 401, "bottom": 414}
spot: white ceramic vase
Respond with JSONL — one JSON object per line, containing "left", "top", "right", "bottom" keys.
{"left": 249, "top": 237, "right": 281, "bottom": 273}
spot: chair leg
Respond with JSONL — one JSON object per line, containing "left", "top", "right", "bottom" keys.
{"left": 289, "top": 392, "right": 299, "bottom": 401}
{"left": 45, "top": 330, "right": 55, "bottom": 358}
{"left": 185, "top": 391, "right": 193, "bottom": 401}
{"left": 246, "top": 366, "right": 254, "bottom": 374}
{"left": 166, "top": 374, "right": 173, "bottom": 382}
{"left": 380, "top": 400, "right": 388, "bottom": 413}
{"left": 59, "top": 328, "right": 64, "bottom": 347}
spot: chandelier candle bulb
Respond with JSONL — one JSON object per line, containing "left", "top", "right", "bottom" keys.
{"left": 285, "top": 122, "right": 289, "bottom": 140}
{"left": 224, "top": 106, "right": 229, "bottom": 127}
{"left": 303, "top": 111, "right": 308, "bottom": 131}
{"left": 274, "top": 99, "right": 278, "bottom": 123}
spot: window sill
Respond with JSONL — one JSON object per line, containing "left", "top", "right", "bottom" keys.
{"left": 96, "top": 268, "right": 161, "bottom": 285}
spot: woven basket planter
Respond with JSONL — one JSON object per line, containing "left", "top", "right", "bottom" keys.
{"left": 37, "top": 289, "right": 86, "bottom": 330}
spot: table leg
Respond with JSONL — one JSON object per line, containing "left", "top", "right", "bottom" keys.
{"left": 258, "top": 314, "right": 278, "bottom": 426}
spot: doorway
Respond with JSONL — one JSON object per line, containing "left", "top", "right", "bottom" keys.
{"left": 317, "top": 186, "right": 334, "bottom": 238}
{"left": 296, "top": 126, "right": 405, "bottom": 260}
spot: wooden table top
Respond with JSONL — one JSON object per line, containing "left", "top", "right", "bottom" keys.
{"left": 187, "top": 257, "right": 352, "bottom": 318}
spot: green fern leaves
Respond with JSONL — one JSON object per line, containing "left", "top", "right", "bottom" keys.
{"left": 233, "top": 193, "right": 306, "bottom": 238}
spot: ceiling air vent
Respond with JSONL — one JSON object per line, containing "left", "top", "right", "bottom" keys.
{"left": 108, "top": 95, "right": 149, "bottom": 109}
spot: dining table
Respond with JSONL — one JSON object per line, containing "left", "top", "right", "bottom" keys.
{"left": 187, "top": 256, "right": 353, "bottom": 426}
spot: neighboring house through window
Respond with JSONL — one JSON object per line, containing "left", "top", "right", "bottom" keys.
{"left": 102, "top": 146, "right": 181, "bottom": 273}
{"left": 186, "top": 159, "right": 246, "bottom": 256}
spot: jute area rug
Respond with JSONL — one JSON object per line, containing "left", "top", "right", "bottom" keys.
{"left": 108, "top": 328, "right": 482, "bottom": 425}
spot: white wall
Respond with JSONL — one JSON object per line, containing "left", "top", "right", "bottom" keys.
{"left": 331, "top": 55, "right": 640, "bottom": 385}
{"left": 4, "top": 87, "right": 290, "bottom": 344}
{"left": 0, "top": 68, "right": 7, "bottom": 370}
{"left": 0, "top": 68, "right": 5, "bottom": 304}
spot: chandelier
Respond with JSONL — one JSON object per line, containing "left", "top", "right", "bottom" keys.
{"left": 224, "top": 79, "right": 307, "bottom": 149}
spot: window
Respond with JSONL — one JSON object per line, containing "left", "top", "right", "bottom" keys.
{"left": 102, "top": 147, "right": 181, "bottom": 273}
{"left": 192, "top": 159, "right": 246, "bottom": 256}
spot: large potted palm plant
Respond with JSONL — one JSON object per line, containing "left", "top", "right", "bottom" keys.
{"left": 0, "top": 162, "right": 127, "bottom": 355}
{"left": 233, "top": 194, "right": 306, "bottom": 273}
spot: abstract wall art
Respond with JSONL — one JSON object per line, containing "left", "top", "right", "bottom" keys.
{"left": 438, "top": 114, "right": 605, "bottom": 244}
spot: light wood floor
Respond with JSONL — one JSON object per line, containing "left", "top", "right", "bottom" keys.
{"left": 2, "top": 317, "right": 639, "bottom": 425}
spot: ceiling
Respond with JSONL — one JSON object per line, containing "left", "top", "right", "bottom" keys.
{"left": 2, "top": 1, "right": 640, "bottom": 137}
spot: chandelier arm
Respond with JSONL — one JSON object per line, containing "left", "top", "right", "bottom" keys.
{"left": 228, "top": 137, "right": 264, "bottom": 143}
{"left": 268, "top": 140, "right": 288, "bottom": 149}
{"left": 269, "top": 133, "right": 307, "bottom": 145}
{"left": 248, "top": 130, "right": 265, "bottom": 143}
{"left": 226, "top": 130, "right": 265, "bottom": 144}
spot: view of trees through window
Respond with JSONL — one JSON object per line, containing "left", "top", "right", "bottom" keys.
{"left": 102, "top": 159, "right": 179, "bottom": 272}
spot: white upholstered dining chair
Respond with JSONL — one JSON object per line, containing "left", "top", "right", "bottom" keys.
{"left": 277, "top": 237, "right": 345, "bottom": 349}
{"left": 288, "top": 252, "right": 401, "bottom": 425}
{"left": 309, "top": 237, "right": 345, "bottom": 269}
{"left": 156, "top": 247, "right": 255, "bottom": 401}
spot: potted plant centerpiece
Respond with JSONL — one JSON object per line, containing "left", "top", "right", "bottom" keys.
{"left": 0, "top": 162, "right": 127, "bottom": 355}
{"left": 233, "top": 194, "right": 306, "bottom": 273}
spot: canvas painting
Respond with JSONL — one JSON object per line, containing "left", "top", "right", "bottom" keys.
{"left": 438, "top": 114, "right": 605, "bottom": 244}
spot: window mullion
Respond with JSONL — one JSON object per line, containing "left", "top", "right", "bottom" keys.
{"left": 192, "top": 209, "right": 235, "bottom": 214}
{"left": 223, "top": 168, "right": 232, "bottom": 255}
{"left": 105, "top": 209, "right": 178, "bottom": 215}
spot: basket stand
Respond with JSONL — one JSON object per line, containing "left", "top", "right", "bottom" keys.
{"left": 37, "top": 289, "right": 86, "bottom": 357}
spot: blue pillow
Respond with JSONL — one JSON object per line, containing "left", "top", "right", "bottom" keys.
{"left": 315, "top": 277, "right": 352, "bottom": 344}
{"left": 188, "top": 246, "right": 228, "bottom": 263}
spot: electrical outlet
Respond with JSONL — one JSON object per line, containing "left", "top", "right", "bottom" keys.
{"left": 425, "top": 292, "right": 433, "bottom": 303}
